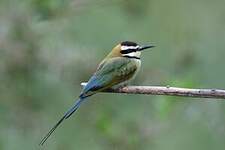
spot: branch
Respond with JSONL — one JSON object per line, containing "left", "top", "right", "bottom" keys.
{"left": 81, "top": 83, "right": 225, "bottom": 99}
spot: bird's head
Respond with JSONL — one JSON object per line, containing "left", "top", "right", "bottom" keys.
{"left": 106, "top": 41, "right": 155, "bottom": 59}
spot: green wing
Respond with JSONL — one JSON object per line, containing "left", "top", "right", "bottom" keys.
{"left": 80, "top": 57, "right": 137, "bottom": 97}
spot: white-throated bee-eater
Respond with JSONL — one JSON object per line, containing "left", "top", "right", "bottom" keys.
{"left": 40, "top": 41, "right": 154, "bottom": 145}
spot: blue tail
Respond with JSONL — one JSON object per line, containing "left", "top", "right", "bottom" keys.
{"left": 64, "top": 98, "right": 84, "bottom": 119}
{"left": 39, "top": 97, "right": 85, "bottom": 145}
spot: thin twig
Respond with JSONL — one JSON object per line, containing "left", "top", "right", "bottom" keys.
{"left": 81, "top": 83, "right": 225, "bottom": 99}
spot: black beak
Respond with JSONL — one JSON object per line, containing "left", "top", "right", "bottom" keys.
{"left": 138, "top": 45, "right": 155, "bottom": 51}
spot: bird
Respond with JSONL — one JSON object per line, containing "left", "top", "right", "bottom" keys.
{"left": 39, "top": 41, "right": 154, "bottom": 145}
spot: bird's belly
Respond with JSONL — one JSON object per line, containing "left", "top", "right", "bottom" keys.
{"left": 130, "top": 59, "right": 141, "bottom": 80}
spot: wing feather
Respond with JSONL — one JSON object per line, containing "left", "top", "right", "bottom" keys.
{"left": 80, "top": 57, "right": 137, "bottom": 97}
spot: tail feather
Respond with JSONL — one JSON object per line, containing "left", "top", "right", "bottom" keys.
{"left": 39, "top": 97, "right": 84, "bottom": 146}
{"left": 64, "top": 98, "right": 83, "bottom": 119}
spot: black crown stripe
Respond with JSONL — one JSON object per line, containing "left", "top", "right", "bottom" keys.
{"left": 121, "top": 41, "right": 138, "bottom": 46}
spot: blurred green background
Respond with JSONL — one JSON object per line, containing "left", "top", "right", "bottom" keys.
{"left": 0, "top": 0, "right": 225, "bottom": 149}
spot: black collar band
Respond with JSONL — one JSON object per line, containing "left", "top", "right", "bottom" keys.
{"left": 123, "top": 55, "right": 140, "bottom": 59}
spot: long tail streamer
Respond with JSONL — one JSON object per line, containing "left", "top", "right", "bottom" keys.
{"left": 39, "top": 97, "right": 84, "bottom": 146}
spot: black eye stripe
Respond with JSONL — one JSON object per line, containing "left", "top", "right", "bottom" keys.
{"left": 120, "top": 49, "right": 138, "bottom": 54}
